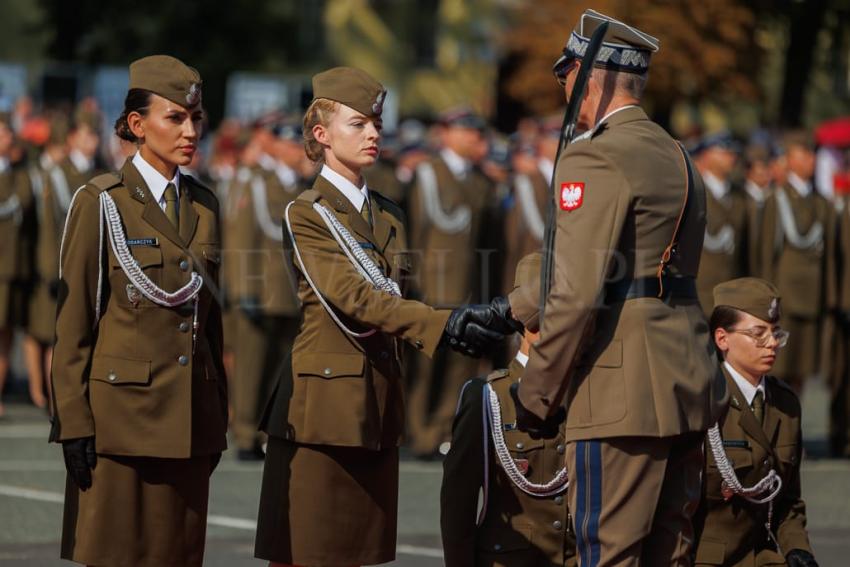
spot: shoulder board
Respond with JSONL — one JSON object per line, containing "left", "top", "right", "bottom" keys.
{"left": 182, "top": 173, "right": 214, "bottom": 195}
{"left": 767, "top": 375, "right": 798, "bottom": 399}
{"left": 297, "top": 189, "right": 322, "bottom": 204}
{"left": 486, "top": 368, "right": 511, "bottom": 383}
{"left": 87, "top": 172, "right": 123, "bottom": 193}
{"left": 372, "top": 191, "right": 405, "bottom": 221}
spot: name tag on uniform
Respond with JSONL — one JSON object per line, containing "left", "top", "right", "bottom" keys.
{"left": 126, "top": 238, "right": 159, "bottom": 247}
{"left": 722, "top": 440, "right": 749, "bottom": 449}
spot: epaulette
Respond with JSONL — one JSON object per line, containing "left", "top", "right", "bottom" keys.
{"left": 372, "top": 191, "right": 406, "bottom": 223}
{"left": 87, "top": 172, "right": 123, "bottom": 193}
{"left": 767, "top": 375, "right": 798, "bottom": 400}
{"left": 486, "top": 368, "right": 511, "bottom": 383}
{"left": 297, "top": 189, "right": 322, "bottom": 204}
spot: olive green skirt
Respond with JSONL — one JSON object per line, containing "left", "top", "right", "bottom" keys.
{"left": 255, "top": 437, "right": 398, "bottom": 566}
{"left": 62, "top": 454, "right": 212, "bottom": 567}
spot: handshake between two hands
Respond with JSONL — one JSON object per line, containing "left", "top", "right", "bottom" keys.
{"left": 442, "top": 297, "right": 523, "bottom": 358}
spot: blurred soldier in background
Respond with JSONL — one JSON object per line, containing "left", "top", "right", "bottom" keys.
{"left": 828, "top": 168, "right": 850, "bottom": 458}
{"left": 228, "top": 117, "right": 306, "bottom": 460}
{"left": 27, "top": 108, "right": 104, "bottom": 410}
{"left": 406, "top": 107, "right": 496, "bottom": 458}
{"left": 694, "top": 132, "right": 749, "bottom": 315}
{"left": 743, "top": 145, "right": 775, "bottom": 275}
{"left": 0, "top": 112, "right": 34, "bottom": 417}
{"left": 760, "top": 132, "right": 829, "bottom": 395}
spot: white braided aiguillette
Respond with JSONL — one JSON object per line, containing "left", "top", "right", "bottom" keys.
{"left": 100, "top": 192, "right": 203, "bottom": 307}
{"left": 485, "top": 383, "right": 568, "bottom": 497}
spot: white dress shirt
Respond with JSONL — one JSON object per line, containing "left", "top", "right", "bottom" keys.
{"left": 704, "top": 171, "right": 731, "bottom": 202}
{"left": 69, "top": 149, "right": 93, "bottom": 174}
{"left": 258, "top": 153, "right": 277, "bottom": 172}
{"left": 132, "top": 152, "right": 180, "bottom": 212}
{"left": 275, "top": 162, "right": 298, "bottom": 189}
{"left": 724, "top": 361, "right": 765, "bottom": 407}
{"left": 787, "top": 172, "right": 813, "bottom": 198}
{"left": 440, "top": 147, "right": 470, "bottom": 179}
{"left": 515, "top": 350, "right": 529, "bottom": 368}
{"left": 320, "top": 164, "right": 369, "bottom": 212}
{"left": 745, "top": 179, "right": 768, "bottom": 204}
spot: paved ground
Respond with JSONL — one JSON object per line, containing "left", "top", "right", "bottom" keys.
{"left": 0, "top": 373, "right": 848, "bottom": 566}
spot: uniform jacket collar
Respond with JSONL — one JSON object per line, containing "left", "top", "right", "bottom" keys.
{"left": 312, "top": 174, "right": 383, "bottom": 250}
{"left": 722, "top": 365, "right": 774, "bottom": 454}
{"left": 123, "top": 159, "right": 199, "bottom": 248}
{"left": 592, "top": 104, "right": 647, "bottom": 136}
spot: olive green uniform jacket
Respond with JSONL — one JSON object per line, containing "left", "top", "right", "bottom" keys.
{"left": 697, "top": 187, "right": 749, "bottom": 315}
{"left": 0, "top": 163, "right": 35, "bottom": 328}
{"left": 50, "top": 159, "right": 228, "bottom": 458}
{"left": 694, "top": 367, "right": 813, "bottom": 566}
{"left": 516, "top": 106, "right": 728, "bottom": 436}
{"left": 441, "top": 359, "right": 576, "bottom": 567}
{"left": 260, "top": 175, "right": 450, "bottom": 450}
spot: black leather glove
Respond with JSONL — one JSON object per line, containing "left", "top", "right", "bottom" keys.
{"left": 786, "top": 549, "right": 818, "bottom": 567}
{"left": 62, "top": 436, "right": 97, "bottom": 490}
{"left": 490, "top": 296, "right": 524, "bottom": 335}
{"left": 443, "top": 304, "right": 506, "bottom": 357}
{"left": 509, "top": 382, "right": 565, "bottom": 439}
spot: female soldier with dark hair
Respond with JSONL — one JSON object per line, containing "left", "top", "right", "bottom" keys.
{"left": 254, "top": 67, "right": 515, "bottom": 567}
{"left": 50, "top": 55, "right": 228, "bottom": 566}
{"left": 694, "top": 278, "right": 817, "bottom": 567}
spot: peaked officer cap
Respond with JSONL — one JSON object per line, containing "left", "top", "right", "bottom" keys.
{"left": 510, "top": 253, "right": 542, "bottom": 333}
{"left": 554, "top": 9, "right": 660, "bottom": 77}
{"left": 311, "top": 67, "right": 386, "bottom": 118}
{"left": 438, "top": 106, "right": 487, "bottom": 131}
{"left": 713, "top": 278, "right": 782, "bottom": 323}
{"left": 129, "top": 55, "right": 203, "bottom": 108}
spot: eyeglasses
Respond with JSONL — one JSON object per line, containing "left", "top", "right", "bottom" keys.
{"left": 729, "top": 326, "right": 789, "bottom": 349}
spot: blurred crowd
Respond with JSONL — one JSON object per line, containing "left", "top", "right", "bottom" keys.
{"left": 1, "top": 95, "right": 850, "bottom": 460}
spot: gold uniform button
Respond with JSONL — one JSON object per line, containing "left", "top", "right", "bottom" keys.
{"left": 178, "top": 355, "right": 189, "bottom": 366}
{"left": 554, "top": 495, "right": 564, "bottom": 505}
{"left": 553, "top": 520, "right": 563, "bottom": 530}
{"left": 179, "top": 259, "right": 189, "bottom": 271}
{"left": 515, "top": 442, "right": 524, "bottom": 450}
{"left": 178, "top": 321, "right": 190, "bottom": 332}
{"left": 323, "top": 368, "right": 332, "bottom": 376}
{"left": 556, "top": 444, "right": 565, "bottom": 454}
{"left": 107, "top": 371, "right": 117, "bottom": 382}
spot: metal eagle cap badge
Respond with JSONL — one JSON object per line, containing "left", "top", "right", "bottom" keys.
{"left": 560, "top": 182, "right": 584, "bottom": 211}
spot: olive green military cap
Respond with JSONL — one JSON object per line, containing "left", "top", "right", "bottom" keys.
{"left": 510, "top": 252, "right": 542, "bottom": 333}
{"left": 311, "top": 67, "right": 386, "bottom": 117}
{"left": 129, "top": 55, "right": 203, "bottom": 108}
{"left": 713, "top": 277, "right": 782, "bottom": 323}
{"left": 554, "top": 9, "right": 660, "bottom": 77}
{"left": 48, "top": 114, "right": 70, "bottom": 146}
{"left": 73, "top": 108, "right": 101, "bottom": 132}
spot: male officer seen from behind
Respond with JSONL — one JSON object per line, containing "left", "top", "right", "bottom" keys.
{"left": 507, "top": 10, "right": 728, "bottom": 566}
{"left": 695, "top": 278, "right": 817, "bottom": 567}
{"left": 442, "top": 252, "right": 576, "bottom": 567}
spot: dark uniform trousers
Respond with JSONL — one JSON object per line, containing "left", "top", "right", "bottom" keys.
{"left": 228, "top": 166, "right": 302, "bottom": 451}
{"left": 441, "top": 360, "right": 576, "bottom": 567}
{"left": 406, "top": 155, "right": 494, "bottom": 455}
{"left": 694, "top": 368, "right": 813, "bottom": 565}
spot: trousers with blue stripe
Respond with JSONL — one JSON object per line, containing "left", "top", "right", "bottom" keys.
{"left": 569, "top": 434, "right": 703, "bottom": 566}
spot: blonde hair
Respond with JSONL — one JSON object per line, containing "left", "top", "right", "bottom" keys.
{"left": 303, "top": 98, "right": 339, "bottom": 162}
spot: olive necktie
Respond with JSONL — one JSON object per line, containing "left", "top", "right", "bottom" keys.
{"left": 751, "top": 389, "right": 765, "bottom": 425}
{"left": 164, "top": 182, "right": 179, "bottom": 230}
{"left": 360, "top": 197, "right": 372, "bottom": 228}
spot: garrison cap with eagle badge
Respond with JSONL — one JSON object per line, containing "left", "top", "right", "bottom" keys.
{"left": 553, "top": 9, "right": 660, "bottom": 80}
{"left": 311, "top": 66, "right": 386, "bottom": 118}
{"left": 129, "top": 55, "right": 203, "bottom": 108}
{"left": 712, "top": 277, "right": 782, "bottom": 323}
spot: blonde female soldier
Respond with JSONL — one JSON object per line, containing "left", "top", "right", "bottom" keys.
{"left": 51, "top": 55, "right": 227, "bottom": 566}
{"left": 254, "top": 67, "right": 516, "bottom": 567}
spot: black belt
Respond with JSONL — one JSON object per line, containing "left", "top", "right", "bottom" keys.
{"left": 605, "top": 277, "right": 697, "bottom": 303}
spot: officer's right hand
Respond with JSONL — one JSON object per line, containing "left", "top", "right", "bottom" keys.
{"left": 786, "top": 550, "right": 818, "bottom": 567}
{"left": 443, "top": 305, "right": 506, "bottom": 357}
{"left": 62, "top": 436, "right": 97, "bottom": 490}
{"left": 509, "top": 382, "right": 564, "bottom": 439}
